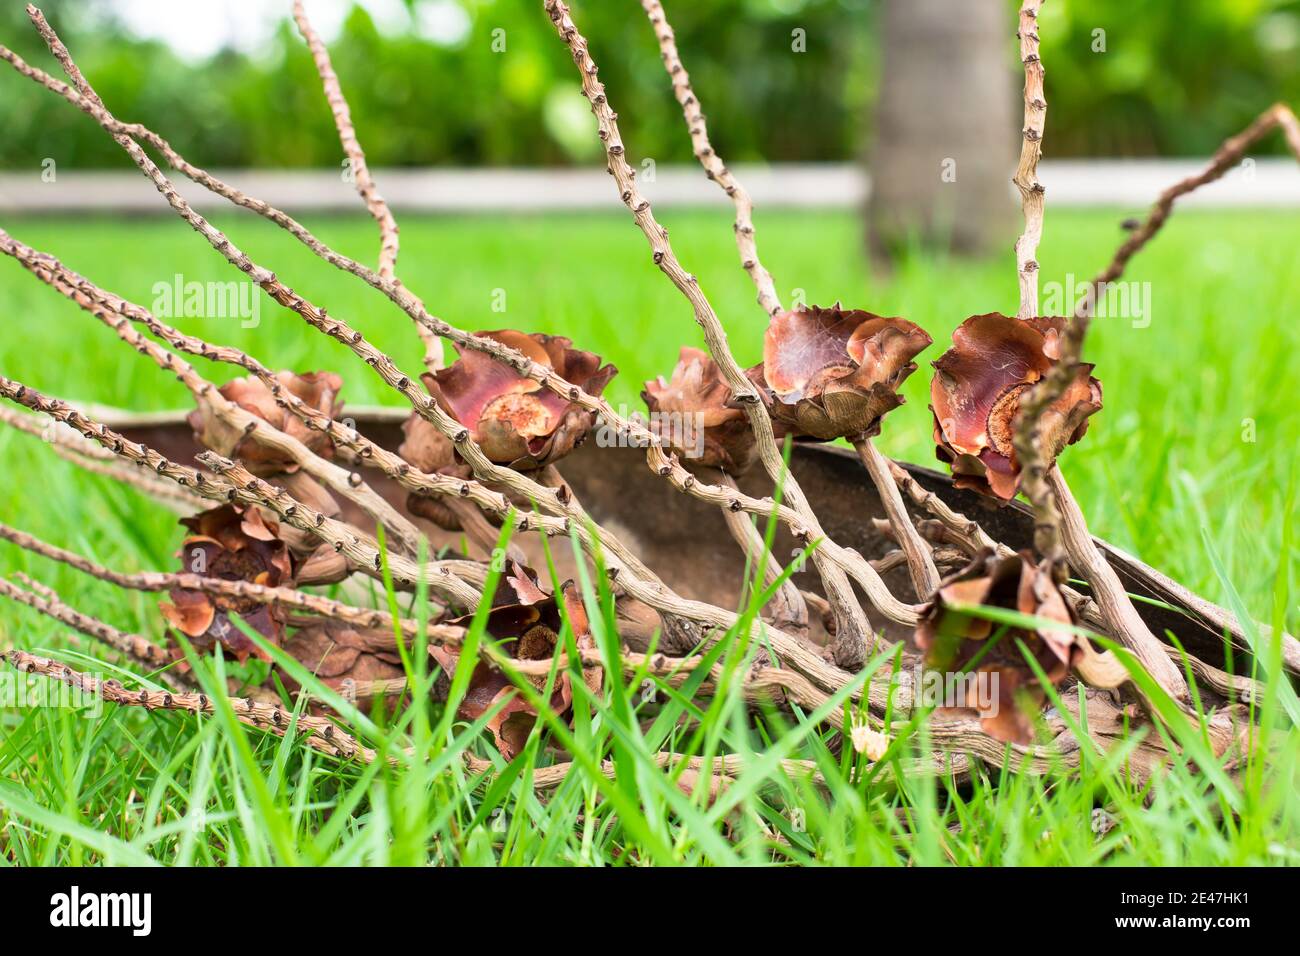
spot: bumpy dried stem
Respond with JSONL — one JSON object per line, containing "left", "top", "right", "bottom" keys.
{"left": 700, "top": 467, "right": 809, "bottom": 639}
{"left": 542, "top": 0, "right": 874, "bottom": 667}
{"left": 0, "top": 522, "right": 464, "bottom": 647}
{"left": 1085, "top": 103, "right": 1300, "bottom": 303}
{"left": 0, "top": 403, "right": 205, "bottom": 511}
{"left": 638, "top": 0, "right": 779, "bottom": 317}
{"left": 4, "top": 649, "right": 374, "bottom": 762}
{"left": 291, "top": 0, "right": 399, "bottom": 279}
{"left": 1012, "top": 0, "right": 1047, "bottom": 321}
{"left": 0, "top": 229, "right": 427, "bottom": 558}
{"left": 0, "top": 577, "right": 182, "bottom": 688}
{"left": 853, "top": 440, "right": 940, "bottom": 599}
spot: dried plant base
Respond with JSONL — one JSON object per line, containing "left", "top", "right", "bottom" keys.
{"left": 91, "top": 405, "right": 1295, "bottom": 692}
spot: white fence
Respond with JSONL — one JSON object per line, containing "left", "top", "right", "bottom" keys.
{"left": 1, "top": 160, "right": 1297, "bottom": 213}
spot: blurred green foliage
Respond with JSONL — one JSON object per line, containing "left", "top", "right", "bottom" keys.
{"left": 0, "top": 0, "right": 1297, "bottom": 171}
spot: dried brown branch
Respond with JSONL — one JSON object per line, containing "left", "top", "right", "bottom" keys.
{"left": 291, "top": 0, "right": 400, "bottom": 281}
{"left": 853, "top": 440, "right": 939, "bottom": 599}
{"left": 0, "top": 25, "right": 917, "bottom": 643}
{"left": 4, "top": 648, "right": 374, "bottom": 762}
{"left": 638, "top": 0, "right": 779, "bottom": 317}
{"left": 701, "top": 467, "right": 809, "bottom": 639}
{"left": 1085, "top": 102, "right": 1300, "bottom": 302}
{"left": 0, "top": 576, "right": 182, "bottom": 688}
{"left": 0, "top": 228, "right": 428, "bottom": 559}
{"left": 1012, "top": 0, "right": 1047, "bottom": 321}
{"left": 0, "top": 378, "right": 482, "bottom": 607}
{"left": 0, "top": 521, "right": 465, "bottom": 648}
{"left": 542, "top": 0, "right": 875, "bottom": 668}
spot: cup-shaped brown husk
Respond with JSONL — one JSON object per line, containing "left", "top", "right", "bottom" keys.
{"left": 419, "top": 330, "right": 615, "bottom": 471}
{"left": 642, "top": 346, "right": 758, "bottom": 473}
{"left": 188, "top": 371, "right": 343, "bottom": 477}
{"left": 756, "top": 304, "right": 931, "bottom": 441}
{"left": 930, "top": 313, "right": 1102, "bottom": 500}
{"left": 914, "top": 550, "right": 1078, "bottom": 744}
{"left": 429, "top": 564, "right": 600, "bottom": 759}
{"left": 159, "top": 504, "right": 295, "bottom": 663}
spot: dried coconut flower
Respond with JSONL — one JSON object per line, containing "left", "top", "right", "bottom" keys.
{"left": 930, "top": 313, "right": 1102, "bottom": 500}
{"left": 410, "top": 330, "right": 616, "bottom": 472}
{"left": 159, "top": 504, "right": 294, "bottom": 663}
{"left": 914, "top": 550, "right": 1079, "bottom": 745}
{"left": 188, "top": 371, "right": 343, "bottom": 477}
{"left": 754, "top": 304, "right": 930, "bottom": 441}
{"left": 642, "top": 346, "right": 758, "bottom": 473}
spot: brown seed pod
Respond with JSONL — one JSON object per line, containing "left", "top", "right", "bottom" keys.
{"left": 930, "top": 313, "right": 1102, "bottom": 500}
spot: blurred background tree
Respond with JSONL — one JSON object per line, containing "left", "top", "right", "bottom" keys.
{"left": 0, "top": 0, "right": 1297, "bottom": 172}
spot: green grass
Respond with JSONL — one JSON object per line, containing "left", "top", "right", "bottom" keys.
{"left": 0, "top": 207, "right": 1297, "bottom": 865}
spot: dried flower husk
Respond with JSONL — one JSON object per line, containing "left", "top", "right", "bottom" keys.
{"left": 429, "top": 563, "right": 600, "bottom": 759}
{"left": 410, "top": 331, "right": 615, "bottom": 472}
{"left": 187, "top": 370, "right": 343, "bottom": 477}
{"left": 159, "top": 504, "right": 295, "bottom": 662}
{"left": 930, "top": 313, "right": 1102, "bottom": 500}
{"left": 914, "top": 550, "right": 1078, "bottom": 744}
{"left": 753, "top": 304, "right": 931, "bottom": 441}
{"left": 642, "top": 346, "right": 758, "bottom": 473}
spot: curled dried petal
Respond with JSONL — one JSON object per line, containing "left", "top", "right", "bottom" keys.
{"left": 758, "top": 305, "right": 930, "bottom": 441}
{"left": 930, "top": 313, "right": 1102, "bottom": 500}
{"left": 162, "top": 504, "right": 295, "bottom": 662}
{"left": 914, "top": 550, "right": 1079, "bottom": 744}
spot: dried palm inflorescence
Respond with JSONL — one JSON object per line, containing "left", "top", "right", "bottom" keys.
{"left": 0, "top": 0, "right": 1286, "bottom": 801}
{"left": 930, "top": 314, "right": 1101, "bottom": 501}
{"left": 915, "top": 551, "right": 1077, "bottom": 744}
{"left": 754, "top": 305, "right": 930, "bottom": 443}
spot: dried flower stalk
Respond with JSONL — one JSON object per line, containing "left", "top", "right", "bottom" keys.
{"left": 0, "top": 522, "right": 464, "bottom": 647}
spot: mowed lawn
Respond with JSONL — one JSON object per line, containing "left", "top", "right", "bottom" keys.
{"left": 0, "top": 206, "right": 1297, "bottom": 866}
{"left": 2, "top": 208, "right": 1296, "bottom": 621}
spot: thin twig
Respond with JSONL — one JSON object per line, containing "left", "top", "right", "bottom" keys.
{"left": 0, "top": 29, "right": 913, "bottom": 637}
{"left": 0, "top": 377, "right": 482, "bottom": 606}
{"left": 0, "top": 521, "right": 465, "bottom": 647}
{"left": 640, "top": 0, "right": 938, "bottom": 605}
{"left": 0, "top": 577, "right": 182, "bottom": 688}
{"left": 0, "top": 228, "right": 427, "bottom": 558}
{"left": 4, "top": 648, "right": 374, "bottom": 762}
{"left": 853, "top": 440, "right": 939, "bottom": 599}
{"left": 638, "top": 0, "right": 780, "bottom": 317}
{"left": 291, "top": 0, "right": 399, "bottom": 281}
{"left": 702, "top": 467, "right": 809, "bottom": 639}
